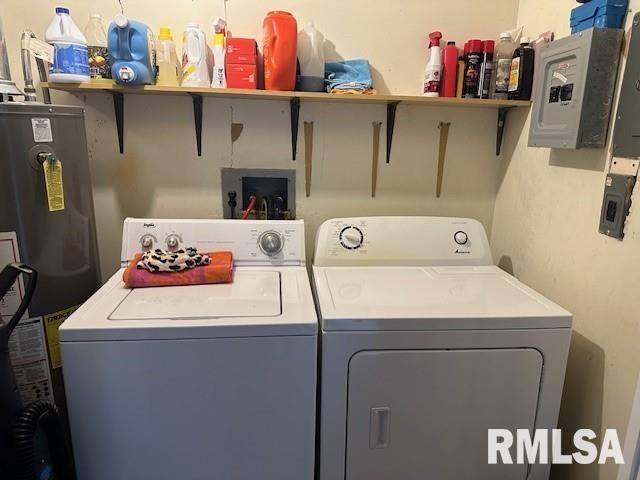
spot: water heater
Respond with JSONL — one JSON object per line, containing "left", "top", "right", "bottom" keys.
{"left": 0, "top": 103, "right": 101, "bottom": 419}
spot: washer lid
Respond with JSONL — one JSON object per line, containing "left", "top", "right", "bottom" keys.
{"left": 313, "top": 266, "right": 572, "bottom": 330}
{"left": 60, "top": 267, "right": 318, "bottom": 341}
{"left": 111, "top": 271, "right": 281, "bottom": 320}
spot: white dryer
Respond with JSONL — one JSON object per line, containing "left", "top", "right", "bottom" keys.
{"left": 60, "top": 219, "right": 317, "bottom": 480}
{"left": 313, "top": 217, "right": 572, "bottom": 480}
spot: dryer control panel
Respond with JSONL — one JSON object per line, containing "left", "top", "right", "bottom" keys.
{"left": 121, "top": 218, "right": 306, "bottom": 266}
{"left": 314, "top": 217, "right": 492, "bottom": 267}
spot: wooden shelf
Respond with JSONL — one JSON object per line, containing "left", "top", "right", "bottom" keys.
{"left": 43, "top": 82, "right": 530, "bottom": 108}
{"left": 42, "top": 82, "right": 530, "bottom": 158}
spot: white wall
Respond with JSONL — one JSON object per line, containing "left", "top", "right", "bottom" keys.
{"left": 1, "top": 0, "right": 517, "bottom": 277}
{"left": 493, "top": 1, "right": 640, "bottom": 479}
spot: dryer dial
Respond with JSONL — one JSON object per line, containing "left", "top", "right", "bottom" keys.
{"left": 340, "top": 226, "right": 364, "bottom": 250}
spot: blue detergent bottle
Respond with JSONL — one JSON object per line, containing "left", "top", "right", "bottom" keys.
{"left": 108, "top": 14, "right": 156, "bottom": 85}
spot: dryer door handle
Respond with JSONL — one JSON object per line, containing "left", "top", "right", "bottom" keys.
{"left": 369, "top": 406, "right": 391, "bottom": 449}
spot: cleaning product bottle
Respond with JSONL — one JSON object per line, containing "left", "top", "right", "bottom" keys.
{"left": 440, "top": 41, "right": 458, "bottom": 98}
{"left": 156, "top": 27, "right": 180, "bottom": 86}
{"left": 456, "top": 42, "right": 468, "bottom": 98}
{"left": 182, "top": 23, "right": 210, "bottom": 87}
{"left": 297, "top": 23, "right": 325, "bottom": 92}
{"left": 492, "top": 32, "right": 517, "bottom": 99}
{"left": 84, "top": 14, "right": 110, "bottom": 81}
{"left": 478, "top": 40, "right": 495, "bottom": 99}
{"left": 423, "top": 31, "right": 442, "bottom": 97}
{"left": 463, "top": 39, "right": 483, "bottom": 98}
{"left": 263, "top": 11, "right": 298, "bottom": 91}
{"left": 211, "top": 18, "right": 226, "bottom": 88}
{"left": 45, "top": 7, "right": 90, "bottom": 83}
{"left": 508, "top": 37, "right": 534, "bottom": 100}
{"left": 108, "top": 15, "right": 156, "bottom": 85}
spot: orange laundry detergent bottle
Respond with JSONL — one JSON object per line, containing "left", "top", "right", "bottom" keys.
{"left": 263, "top": 11, "right": 297, "bottom": 91}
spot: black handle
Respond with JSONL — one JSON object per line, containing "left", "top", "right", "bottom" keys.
{"left": 0, "top": 263, "right": 38, "bottom": 339}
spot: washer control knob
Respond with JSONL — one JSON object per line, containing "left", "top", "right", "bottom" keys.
{"left": 166, "top": 235, "right": 180, "bottom": 250}
{"left": 140, "top": 235, "right": 154, "bottom": 250}
{"left": 259, "top": 231, "right": 284, "bottom": 256}
{"left": 454, "top": 231, "right": 469, "bottom": 245}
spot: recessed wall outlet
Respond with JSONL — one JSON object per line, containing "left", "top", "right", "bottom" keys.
{"left": 221, "top": 168, "right": 296, "bottom": 220}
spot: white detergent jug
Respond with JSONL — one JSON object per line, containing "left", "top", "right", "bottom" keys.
{"left": 182, "top": 24, "right": 209, "bottom": 87}
{"left": 45, "top": 6, "right": 90, "bottom": 83}
{"left": 297, "top": 23, "right": 325, "bottom": 92}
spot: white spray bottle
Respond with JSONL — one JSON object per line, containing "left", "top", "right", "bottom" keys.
{"left": 211, "top": 17, "right": 226, "bottom": 88}
{"left": 423, "top": 31, "right": 442, "bottom": 97}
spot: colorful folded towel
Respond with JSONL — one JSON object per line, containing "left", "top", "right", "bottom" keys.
{"left": 325, "top": 59, "right": 374, "bottom": 93}
{"left": 123, "top": 251, "right": 234, "bottom": 288}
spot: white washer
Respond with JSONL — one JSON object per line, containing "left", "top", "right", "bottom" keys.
{"left": 313, "top": 217, "right": 572, "bottom": 480}
{"left": 60, "top": 218, "right": 317, "bottom": 480}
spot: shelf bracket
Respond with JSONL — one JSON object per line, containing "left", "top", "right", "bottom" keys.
{"left": 290, "top": 97, "right": 300, "bottom": 160}
{"left": 386, "top": 101, "right": 400, "bottom": 163}
{"left": 191, "top": 94, "right": 203, "bottom": 157}
{"left": 496, "top": 107, "right": 509, "bottom": 156}
{"left": 110, "top": 91, "right": 124, "bottom": 154}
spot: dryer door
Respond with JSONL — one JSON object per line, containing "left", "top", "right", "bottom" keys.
{"left": 346, "top": 348, "right": 543, "bottom": 480}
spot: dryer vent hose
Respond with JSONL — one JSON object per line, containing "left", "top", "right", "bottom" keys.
{"left": 12, "top": 401, "right": 75, "bottom": 480}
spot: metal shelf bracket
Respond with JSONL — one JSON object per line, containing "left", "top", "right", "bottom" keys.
{"left": 290, "top": 97, "right": 301, "bottom": 160}
{"left": 496, "top": 107, "right": 509, "bottom": 156}
{"left": 191, "top": 94, "right": 203, "bottom": 157}
{"left": 110, "top": 91, "right": 124, "bottom": 154}
{"left": 386, "top": 101, "right": 400, "bottom": 163}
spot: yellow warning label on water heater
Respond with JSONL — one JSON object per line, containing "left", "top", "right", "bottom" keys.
{"left": 44, "top": 305, "right": 79, "bottom": 369}
{"left": 43, "top": 157, "right": 65, "bottom": 212}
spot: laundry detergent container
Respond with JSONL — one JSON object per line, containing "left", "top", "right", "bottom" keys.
{"left": 570, "top": 0, "right": 629, "bottom": 33}
{"left": 263, "top": 11, "right": 297, "bottom": 91}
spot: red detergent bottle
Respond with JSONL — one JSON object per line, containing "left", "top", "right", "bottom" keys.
{"left": 441, "top": 41, "right": 459, "bottom": 97}
{"left": 263, "top": 11, "right": 297, "bottom": 91}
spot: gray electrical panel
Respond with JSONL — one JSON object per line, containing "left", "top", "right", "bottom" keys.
{"left": 612, "top": 13, "right": 640, "bottom": 158}
{"left": 528, "top": 28, "right": 623, "bottom": 149}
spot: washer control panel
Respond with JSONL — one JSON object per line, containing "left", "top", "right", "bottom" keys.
{"left": 314, "top": 217, "right": 492, "bottom": 267}
{"left": 122, "top": 218, "right": 305, "bottom": 266}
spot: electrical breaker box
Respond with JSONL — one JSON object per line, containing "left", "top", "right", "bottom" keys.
{"left": 528, "top": 28, "right": 623, "bottom": 149}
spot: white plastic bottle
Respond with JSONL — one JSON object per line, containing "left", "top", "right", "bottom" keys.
{"left": 423, "top": 31, "right": 442, "bottom": 97}
{"left": 491, "top": 32, "right": 517, "bottom": 99}
{"left": 297, "top": 23, "right": 325, "bottom": 92}
{"left": 156, "top": 27, "right": 180, "bottom": 86}
{"left": 46, "top": 6, "right": 90, "bottom": 83}
{"left": 182, "top": 24, "right": 210, "bottom": 87}
{"left": 84, "top": 13, "right": 110, "bottom": 81}
{"left": 211, "top": 18, "right": 226, "bottom": 88}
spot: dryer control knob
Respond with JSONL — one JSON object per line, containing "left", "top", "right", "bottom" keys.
{"left": 166, "top": 235, "right": 180, "bottom": 250}
{"left": 339, "top": 226, "right": 364, "bottom": 250}
{"left": 140, "top": 235, "right": 154, "bottom": 250}
{"left": 259, "top": 231, "right": 284, "bottom": 256}
{"left": 454, "top": 231, "right": 469, "bottom": 245}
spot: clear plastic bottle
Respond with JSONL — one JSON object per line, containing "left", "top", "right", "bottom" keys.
{"left": 156, "top": 27, "right": 180, "bottom": 86}
{"left": 491, "top": 32, "right": 517, "bottom": 99}
{"left": 84, "top": 13, "right": 110, "bottom": 81}
{"left": 46, "top": 6, "right": 90, "bottom": 83}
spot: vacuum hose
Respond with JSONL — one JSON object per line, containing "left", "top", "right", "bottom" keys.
{"left": 12, "top": 401, "right": 75, "bottom": 480}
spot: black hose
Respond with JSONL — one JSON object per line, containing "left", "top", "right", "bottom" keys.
{"left": 12, "top": 401, "right": 75, "bottom": 480}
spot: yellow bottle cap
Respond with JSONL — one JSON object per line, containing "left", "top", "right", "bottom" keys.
{"left": 159, "top": 27, "right": 173, "bottom": 41}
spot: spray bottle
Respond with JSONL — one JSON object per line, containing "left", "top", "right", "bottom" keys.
{"left": 423, "top": 31, "right": 442, "bottom": 97}
{"left": 211, "top": 17, "right": 226, "bottom": 88}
